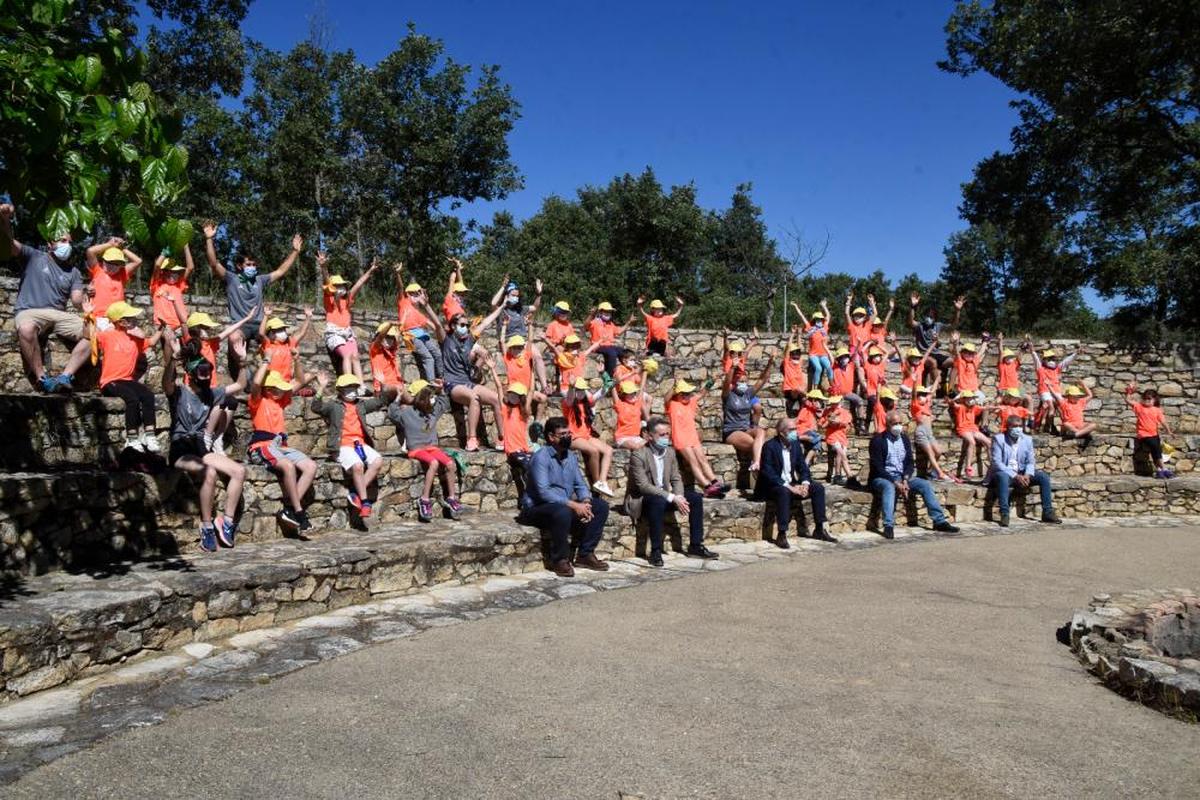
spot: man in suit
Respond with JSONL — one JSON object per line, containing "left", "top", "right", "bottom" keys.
{"left": 753, "top": 417, "right": 837, "bottom": 548}
{"left": 986, "top": 413, "right": 1063, "bottom": 527}
{"left": 624, "top": 417, "right": 719, "bottom": 566}
{"left": 869, "top": 410, "right": 960, "bottom": 539}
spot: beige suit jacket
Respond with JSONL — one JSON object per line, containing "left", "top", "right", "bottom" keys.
{"left": 623, "top": 445, "right": 686, "bottom": 523}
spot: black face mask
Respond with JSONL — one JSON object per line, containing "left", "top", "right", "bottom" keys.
{"left": 554, "top": 433, "right": 573, "bottom": 451}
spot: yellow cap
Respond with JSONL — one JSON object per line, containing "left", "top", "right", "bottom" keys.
{"left": 648, "top": 299, "right": 666, "bottom": 309}
{"left": 452, "top": 281, "right": 468, "bottom": 292}
{"left": 408, "top": 378, "right": 431, "bottom": 395}
{"left": 507, "top": 382, "right": 528, "bottom": 396}
{"left": 573, "top": 377, "right": 589, "bottom": 390}
{"left": 806, "top": 389, "right": 827, "bottom": 400}
{"left": 871, "top": 316, "right": 883, "bottom": 325}
{"left": 834, "top": 346, "right": 850, "bottom": 357}
{"left": 851, "top": 306, "right": 867, "bottom": 316}
{"left": 553, "top": 301, "right": 570, "bottom": 312}
{"left": 826, "top": 394, "right": 843, "bottom": 404}
{"left": 186, "top": 311, "right": 217, "bottom": 329}
{"left": 867, "top": 347, "right": 883, "bottom": 357}
{"left": 100, "top": 247, "right": 126, "bottom": 263}
{"left": 728, "top": 341, "right": 745, "bottom": 353}
{"left": 264, "top": 316, "right": 287, "bottom": 331}
{"left": 1042, "top": 349, "right": 1056, "bottom": 358}
{"left": 958, "top": 389, "right": 977, "bottom": 398}
{"left": 1064, "top": 385, "right": 1085, "bottom": 397}
{"left": 960, "top": 342, "right": 977, "bottom": 353}
{"left": 597, "top": 301, "right": 615, "bottom": 312}
{"left": 335, "top": 373, "right": 361, "bottom": 388}
{"left": 915, "top": 384, "right": 932, "bottom": 394}
{"left": 673, "top": 378, "right": 696, "bottom": 394}
{"left": 105, "top": 301, "right": 142, "bottom": 321}
{"left": 878, "top": 387, "right": 898, "bottom": 400}
{"left": 161, "top": 257, "right": 185, "bottom": 271}
{"left": 325, "top": 275, "right": 348, "bottom": 287}
{"left": 906, "top": 347, "right": 922, "bottom": 358}
{"left": 1001, "top": 348, "right": 1016, "bottom": 358}
{"left": 263, "top": 371, "right": 293, "bottom": 391}
{"left": 505, "top": 334, "right": 526, "bottom": 348}
{"left": 641, "top": 358, "right": 659, "bottom": 376}
{"left": 404, "top": 282, "right": 422, "bottom": 293}
{"left": 563, "top": 333, "right": 581, "bottom": 345}
{"left": 376, "top": 321, "right": 400, "bottom": 337}
{"left": 811, "top": 310, "right": 825, "bottom": 319}
{"left": 618, "top": 380, "right": 639, "bottom": 394}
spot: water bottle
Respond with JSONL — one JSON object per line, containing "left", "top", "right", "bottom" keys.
{"left": 354, "top": 440, "right": 367, "bottom": 464}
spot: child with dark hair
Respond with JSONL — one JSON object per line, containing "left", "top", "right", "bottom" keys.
{"left": 1124, "top": 383, "right": 1174, "bottom": 478}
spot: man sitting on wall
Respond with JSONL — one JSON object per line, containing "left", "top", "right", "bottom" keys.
{"left": 986, "top": 413, "right": 1063, "bottom": 527}
{"left": 868, "top": 410, "right": 960, "bottom": 539}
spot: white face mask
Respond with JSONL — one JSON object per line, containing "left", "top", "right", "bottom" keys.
{"left": 889, "top": 424, "right": 904, "bottom": 437}
{"left": 735, "top": 382, "right": 749, "bottom": 394}
{"left": 455, "top": 324, "right": 469, "bottom": 336}
{"left": 52, "top": 242, "right": 72, "bottom": 261}
{"left": 342, "top": 390, "right": 359, "bottom": 403}
{"left": 274, "top": 330, "right": 288, "bottom": 342}
{"left": 1007, "top": 427, "right": 1022, "bottom": 440}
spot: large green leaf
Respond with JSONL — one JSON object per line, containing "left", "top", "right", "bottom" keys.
{"left": 72, "top": 174, "right": 98, "bottom": 204}
{"left": 120, "top": 204, "right": 152, "bottom": 246}
{"left": 38, "top": 205, "right": 74, "bottom": 240}
{"left": 140, "top": 157, "right": 167, "bottom": 188}
{"left": 168, "top": 218, "right": 194, "bottom": 252}
{"left": 164, "top": 145, "right": 188, "bottom": 177}
{"left": 73, "top": 55, "right": 102, "bottom": 92}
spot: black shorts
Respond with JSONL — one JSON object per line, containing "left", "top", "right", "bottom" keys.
{"left": 1137, "top": 435, "right": 1163, "bottom": 463}
{"left": 647, "top": 339, "right": 667, "bottom": 356}
{"left": 238, "top": 321, "right": 261, "bottom": 342}
{"left": 169, "top": 435, "right": 207, "bottom": 464}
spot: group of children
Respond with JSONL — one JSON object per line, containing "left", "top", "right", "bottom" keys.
{"left": 34, "top": 224, "right": 1182, "bottom": 553}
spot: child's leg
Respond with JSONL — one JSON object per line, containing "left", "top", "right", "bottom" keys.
{"left": 199, "top": 465, "right": 218, "bottom": 525}
{"left": 598, "top": 440, "right": 613, "bottom": 482}
{"left": 422, "top": 458, "right": 439, "bottom": 499}
{"left": 206, "top": 453, "right": 246, "bottom": 520}
{"left": 531, "top": 345, "right": 549, "bottom": 394}
{"left": 363, "top": 456, "right": 384, "bottom": 491}
{"left": 957, "top": 436, "right": 970, "bottom": 476}
{"left": 752, "top": 428, "right": 765, "bottom": 468}
{"left": 294, "top": 457, "right": 317, "bottom": 502}
{"left": 274, "top": 460, "right": 302, "bottom": 511}
{"left": 691, "top": 446, "right": 718, "bottom": 484}
{"left": 349, "top": 463, "right": 367, "bottom": 499}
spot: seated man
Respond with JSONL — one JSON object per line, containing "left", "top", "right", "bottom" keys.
{"left": 868, "top": 411, "right": 960, "bottom": 539}
{"left": 986, "top": 413, "right": 1063, "bottom": 527}
{"left": 520, "top": 416, "right": 610, "bottom": 577}
{"left": 753, "top": 417, "right": 836, "bottom": 548}
{"left": 624, "top": 417, "right": 719, "bottom": 567}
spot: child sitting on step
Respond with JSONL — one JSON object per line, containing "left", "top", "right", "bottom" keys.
{"left": 1030, "top": 341, "right": 1080, "bottom": 433}
{"left": 89, "top": 300, "right": 164, "bottom": 453}
{"left": 311, "top": 372, "right": 396, "bottom": 521}
{"left": 1057, "top": 384, "right": 1096, "bottom": 446}
{"left": 150, "top": 245, "right": 194, "bottom": 334}
{"left": 823, "top": 394, "right": 852, "bottom": 485}
{"left": 247, "top": 363, "right": 317, "bottom": 531}
{"left": 387, "top": 378, "right": 463, "bottom": 522}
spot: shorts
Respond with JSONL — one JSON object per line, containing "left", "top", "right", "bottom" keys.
{"left": 409, "top": 446, "right": 453, "bottom": 468}
{"left": 248, "top": 435, "right": 308, "bottom": 468}
{"left": 445, "top": 380, "right": 475, "bottom": 394}
{"left": 169, "top": 434, "right": 207, "bottom": 464}
{"left": 324, "top": 325, "right": 358, "bottom": 354}
{"left": 914, "top": 423, "right": 936, "bottom": 448}
{"left": 616, "top": 436, "right": 644, "bottom": 448}
{"left": 337, "top": 444, "right": 382, "bottom": 471}
{"left": 15, "top": 308, "right": 84, "bottom": 341}
{"left": 1137, "top": 435, "right": 1163, "bottom": 463}
{"left": 647, "top": 338, "right": 667, "bottom": 356}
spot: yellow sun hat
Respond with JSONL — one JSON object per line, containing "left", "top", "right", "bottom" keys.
{"left": 105, "top": 300, "right": 141, "bottom": 321}
{"left": 263, "top": 371, "right": 293, "bottom": 391}
{"left": 834, "top": 346, "right": 850, "bottom": 357}
{"left": 871, "top": 316, "right": 884, "bottom": 325}
{"left": 648, "top": 299, "right": 666, "bottom": 309}
{"left": 376, "top": 321, "right": 400, "bottom": 337}
{"left": 915, "top": 384, "right": 932, "bottom": 394}
{"left": 100, "top": 247, "right": 126, "bottom": 263}
{"left": 826, "top": 394, "right": 843, "bottom": 404}
{"left": 1042, "top": 348, "right": 1057, "bottom": 358}
{"left": 1004, "top": 387, "right": 1022, "bottom": 397}
{"left": 811, "top": 310, "right": 825, "bottom": 319}
{"left": 408, "top": 378, "right": 431, "bottom": 395}
{"left": 404, "top": 282, "right": 422, "bottom": 293}
{"left": 851, "top": 306, "right": 867, "bottom": 316}
{"left": 960, "top": 341, "right": 977, "bottom": 352}
{"left": 958, "top": 389, "right": 977, "bottom": 398}
{"left": 728, "top": 340, "right": 745, "bottom": 353}
{"left": 673, "top": 378, "right": 697, "bottom": 394}
{"left": 507, "top": 382, "right": 528, "bottom": 396}
{"left": 806, "top": 389, "right": 827, "bottom": 400}
{"left": 335, "top": 373, "right": 361, "bottom": 388}
{"left": 563, "top": 333, "right": 582, "bottom": 345}
{"left": 878, "top": 387, "right": 898, "bottom": 400}
{"left": 325, "top": 275, "right": 348, "bottom": 288}
{"left": 641, "top": 357, "right": 659, "bottom": 375}
{"left": 618, "top": 380, "right": 640, "bottom": 394}
{"left": 573, "top": 377, "right": 589, "bottom": 390}
{"left": 505, "top": 334, "right": 526, "bottom": 348}
{"left": 186, "top": 311, "right": 217, "bottom": 329}
{"left": 1001, "top": 348, "right": 1016, "bottom": 358}
{"left": 1064, "top": 385, "right": 1086, "bottom": 397}
{"left": 161, "top": 257, "right": 185, "bottom": 271}
{"left": 264, "top": 317, "right": 287, "bottom": 331}
{"left": 452, "top": 281, "right": 468, "bottom": 292}
{"left": 553, "top": 300, "right": 570, "bottom": 312}
{"left": 906, "top": 347, "right": 922, "bottom": 358}
{"left": 867, "top": 347, "right": 883, "bottom": 357}
{"left": 596, "top": 301, "right": 615, "bottom": 312}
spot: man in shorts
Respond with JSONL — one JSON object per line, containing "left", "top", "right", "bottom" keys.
{"left": 1, "top": 203, "right": 92, "bottom": 391}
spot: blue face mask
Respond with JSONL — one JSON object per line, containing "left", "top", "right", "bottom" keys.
{"left": 242, "top": 266, "right": 258, "bottom": 279}
{"left": 52, "top": 242, "right": 72, "bottom": 261}
{"left": 786, "top": 431, "right": 799, "bottom": 442}
{"left": 654, "top": 436, "right": 670, "bottom": 449}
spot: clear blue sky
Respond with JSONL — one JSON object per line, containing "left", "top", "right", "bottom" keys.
{"left": 231, "top": 1, "right": 1019, "bottom": 286}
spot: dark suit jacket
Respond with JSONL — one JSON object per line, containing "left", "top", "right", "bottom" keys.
{"left": 753, "top": 437, "right": 811, "bottom": 499}
{"left": 868, "top": 432, "right": 915, "bottom": 483}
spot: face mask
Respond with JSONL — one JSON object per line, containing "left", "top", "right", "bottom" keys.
{"left": 508, "top": 349, "right": 523, "bottom": 359}
{"left": 506, "top": 296, "right": 519, "bottom": 307}
{"left": 600, "top": 313, "right": 611, "bottom": 322}
{"left": 923, "top": 316, "right": 933, "bottom": 327}
{"left": 654, "top": 435, "right": 670, "bottom": 449}
{"left": 242, "top": 266, "right": 258, "bottom": 278}
{"left": 870, "top": 357, "right": 882, "bottom": 364}
{"left": 336, "top": 288, "right": 348, "bottom": 298}
{"left": 889, "top": 424, "right": 904, "bottom": 436}
{"left": 735, "top": 382, "right": 749, "bottom": 394}
{"left": 813, "top": 321, "right": 824, "bottom": 329}
{"left": 786, "top": 430, "right": 799, "bottom": 442}
{"left": 1007, "top": 428, "right": 1021, "bottom": 441}
{"left": 342, "top": 391, "right": 359, "bottom": 403}
{"left": 455, "top": 324, "right": 469, "bottom": 336}
{"left": 555, "top": 433, "right": 572, "bottom": 450}
{"left": 789, "top": 353, "right": 802, "bottom": 362}
{"left": 383, "top": 337, "right": 396, "bottom": 348}
{"left": 837, "top": 358, "right": 850, "bottom": 368}
{"left": 853, "top": 316, "right": 866, "bottom": 325}
{"left": 274, "top": 331, "right": 288, "bottom": 342}
{"left": 1045, "top": 361, "right": 1057, "bottom": 369}
{"left": 53, "top": 242, "right": 72, "bottom": 261}
{"left": 166, "top": 273, "right": 181, "bottom": 283}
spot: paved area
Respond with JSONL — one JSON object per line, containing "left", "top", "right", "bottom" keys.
{"left": 5, "top": 520, "right": 1200, "bottom": 798}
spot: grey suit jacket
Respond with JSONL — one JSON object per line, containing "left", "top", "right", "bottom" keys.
{"left": 623, "top": 445, "right": 686, "bottom": 523}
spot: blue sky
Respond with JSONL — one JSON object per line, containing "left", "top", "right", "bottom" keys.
{"left": 231, "top": 1, "right": 1020, "bottom": 286}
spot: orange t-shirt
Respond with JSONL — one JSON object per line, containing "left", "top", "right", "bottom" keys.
{"left": 796, "top": 404, "right": 820, "bottom": 434}
{"left": 369, "top": 343, "right": 402, "bottom": 391}
{"left": 782, "top": 356, "right": 806, "bottom": 392}
{"left": 614, "top": 394, "right": 643, "bottom": 440}
{"left": 613, "top": 363, "right": 639, "bottom": 387}
{"left": 644, "top": 313, "right": 674, "bottom": 344}
{"left": 846, "top": 320, "right": 871, "bottom": 350}
{"left": 996, "top": 405, "right": 1030, "bottom": 429}
{"left": 587, "top": 318, "right": 618, "bottom": 346}
{"left": 261, "top": 337, "right": 298, "bottom": 381}
{"left": 544, "top": 319, "right": 575, "bottom": 346}
{"left": 249, "top": 394, "right": 289, "bottom": 435}
{"left": 1058, "top": 397, "right": 1085, "bottom": 428}
{"left": 556, "top": 352, "right": 585, "bottom": 393}
{"left": 97, "top": 328, "right": 147, "bottom": 387}
{"left": 909, "top": 394, "right": 933, "bottom": 421}
{"left": 953, "top": 403, "right": 982, "bottom": 435}
{"left": 830, "top": 362, "right": 855, "bottom": 396}
{"left": 998, "top": 358, "right": 1020, "bottom": 391}
{"left": 324, "top": 291, "right": 351, "bottom": 327}
{"left": 442, "top": 292, "right": 465, "bottom": 324}
{"left": 150, "top": 276, "right": 187, "bottom": 328}
{"left": 1037, "top": 364, "right": 1062, "bottom": 394}
{"left": 89, "top": 264, "right": 127, "bottom": 316}
{"left": 805, "top": 325, "right": 829, "bottom": 357}
{"left": 563, "top": 399, "right": 593, "bottom": 441}
{"left": 503, "top": 350, "right": 532, "bottom": 387}
{"left": 902, "top": 361, "right": 924, "bottom": 390}
{"left": 1133, "top": 403, "right": 1164, "bottom": 438}
{"left": 666, "top": 395, "right": 700, "bottom": 450}
{"left": 198, "top": 337, "right": 218, "bottom": 372}
{"left": 863, "top": 360, "right": 887, "bottom": 395}
{"left": 722, "top": 352, "right": 747, "bottom": 381}
{"left": 338, "top": 401, "right": 366, "bottom": 446}
{"left": 824, "top": 406, "right": 850, "bottom": 446}
{"left": 397, "top": 297, "right": 431, "bottom": 330}
{"left": 954, "top": 355, "right": 980, "bottom": 392}
{"left": 501, "top": 404, "right": 529, "bottom": 454}
{"left": 873, "top": 400, "right": 888, "bottom": 434}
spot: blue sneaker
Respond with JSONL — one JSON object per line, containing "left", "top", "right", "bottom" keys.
{"left": 199, "top": 524, "right": 218, "bottom": 553}
{"left": 38, "top": 374, "right": 55, "bottom": 393}
{"left": 51, "top": 373, "right": 74, "bottom": 393}
{"left": 217, "top": 516, "right": 237, "bottom": 548}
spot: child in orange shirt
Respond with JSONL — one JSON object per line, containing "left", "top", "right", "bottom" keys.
{"left": 949, "top": 332, "right": 985, "bottom": 395}
{"left": 823, "top": 395, "right": 852, "bottom": 485}
{"left": 666, "top": 377, "right": 727, "bottom": 497}
{"left": 612, "top": 379, "right": 651, "bottom": 450}
{"left": 369, "top": 322, "right": 405, "bottom": 396}
{"left": 638, "top": 295, "right": 684, "bottom": 357}
{"left": 258, "top": 305, "right": 313, "bottom": 384}
{"left": 792, "top": 300, "right": 833, "bottom": 389}
{"left": 1031, "top": 342, "right": 1080, "bottom": 433}
{"left": 494, "top": 376, "right": 535, "bottom": 509}
{"left": 1057, "top": 384, "right": 1096, "bottom": 444}
{"left": 781, "top": 327, "right": 808, "bottom": 416}
{"left": 89, "top": 300, "right": 163, "bottom": 453}
{"left": 862, "top": 345, "right": 889, "bottom": 431}
{"left": 1124, "top": 384, "right": 1174, "bottom": 478}
{"left": 994, "top": 333, "right": 1022, "bottom": 394}
{"left": 247, "top": 363, "right": 317, "bottom": 531}
{"left": 995, "top": 388, "right": 1031, "bottom": 432}
{"left": 85, "top": 238, "right": 142, "bottom": 328}
{"left": 950, "top": 390, "right": 992, "bottom": 480}
{"left": 910, "top": 385, "right": 951, "bottom": 481}
{"left": 795, "top": 389, "right": 828, "bottom": 457}
{"left": 562, "top": 377, "right": 615, "bottom": 496}
{"left": 150, "top": 245, "right": 194, "bottom": 333}
{"left": 541, "top": 333, "right": 598, "bottom": 395}
{"left": 442, "top": 257, "right": 469, "bottom": 324}
{"left": 500, "top": 326, "right": 547, "bottom": 419}
{"left": 721, "top": 327, "right": 759, "bottom": 383}
{"left": 318, "top": 252, "right": 378, "bottom": 383}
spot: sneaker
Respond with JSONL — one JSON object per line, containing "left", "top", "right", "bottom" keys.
{"left": 493, "top": 440, "right": 505, "bottom": 451}
{"left": 218, "top": 516, "right": 237, "bottom": 548}
{"left": 1161, "top": 469, "right": 1175, "bottom": 479}
{"left": 124, "top": 436, "right": 145, "bottom": 453}
{"left": 592, "top": 480, "right": 614, "bottom": 497}
{"left": 38, "top": 374, "right": 55, "bottom": 393}
{"left": 933, "top": 521, "right": 961, "bottom": 534}
{"left": 279, "top": 508, "right": 302, "bottom": 529}
{"left": 465, "top": 437, "right": 479, "bottom": 453}
{"left": 882, "top": 525, "right": 895, "bottom": 540}
{"left": 199, "top": 524, "right": 218, "bottom": 553}
{"left": 51, "top": 373, "right": 74, "bottom": 393}
{"left": 703, "top": 482, "right": 723, "bottom": 498}
{"left": 296, "top": 510, "right": 313, "bottom": 531}
{"left": 360, "top": 501, "right": 373, "bottom": 519}
{"left": 298, "top": 387, "right": 316, "bottom": 398}
{"left": 647, "top": 551, "right": 664, "bottom": 568}
{"left": 347, "top": 491, "right": 363, "bottom": 513}
{"left": 417, "top": 497, "right": 433, "bottom": 522}
{"left": 998, "top": 513, "right": 1010, "bottom": 528}
{"left": 141, "top": 433, "right": 161, "bottom": 453}
{"left": 203, "top": 431, "right": 214, "bottom": 452}
{"left": 442, "top": 496, "right": 463, "bottom": 520}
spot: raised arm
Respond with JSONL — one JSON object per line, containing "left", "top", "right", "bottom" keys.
{"left": 182, "top": 243, "right": 195, "bottom": 282}
{"left": 85, "top": 236, "right": 122, "bottom": 266}
{"left": 616, "top": 311, "right": 636, "bottom": 335}
{"left": 908, "top": 291, "right": 920, "bottom": 328}
{"left": 951, "top": 295, "right": 965, "bottom": 329}
{"left": 250, "top": 362, "right": 270, "bottom": 400}
{"left": 268, "top": 233, "right": 303, "bottom": 284}
{"left": 220, "top": 303, "right": 260, "bottom": 342}
{"left": 490, "top": 274, "right": 509, "bottom": 308}
{"left": 844, "top": 292, "right": 854, "bottom": 328}
{"left": 753, "top": 354, "right": 775, "bottom": 394}
{"left": 527, "top": 278, "right": 543, "bottom": 317}
{"left": 0, "top": 203, "right": 21, "bottom": 257}
{"left": 295, "top": 306, "right": 314, "bottom": 343}
{"left": 257, "top": 303, "right": 272, "bottom": 341}
{"left": 820, "top": 300, "right": 832, "bottom": 332}
{"left": 882, "top": 296, "right": 895, "bottom": 331}
{"left": 475, "top": 303, "right": 505, "bottom": 337}
{"left": 122, "top": 247, "right": 142, "bottom": 277}
{"left": 349, "top": 258, "right": 379, "bottom": 300}
{"left": 790, "top": 302, "right": 811, "bottom": 330}
{"left": 203, "top": 221, "right": 226, "bottom": 280}
{"left": 674, "top": 295, "right": 685, "bottom": 315}
{"left": 418, "top": 294, "right": 447, "bottom": 341}
{"left": 315, "top": 250, "right": 331, "bottom": 287}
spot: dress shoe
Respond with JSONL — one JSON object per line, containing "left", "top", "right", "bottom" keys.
{"left": 686, "top": 544, "right": 719, "bottom": 559}
{"left": 647, "top": 552, "right": 664, "bottom": 567}
{"left": 933, "top": 521, "right": 961, "bottom": 534}
{"left": 998, "top": 513, "right": 1010, "bottom": 527}
{"left": 551, "top": 559, "right": 575, "bottom": 578}
{"left": 882, "top": 525, "right": 894, "bottom": 540}
{"left": 1042, "top": 512, "right": 1062, "bottom": 524}
{"left": 811, "top": 528, "right": 838, "bottom": 543}
{"left": 773, "top": 535, "right": 791, "bottom": 549}
{"left": 573, "top": 553, "right": 610, "bottom": 571}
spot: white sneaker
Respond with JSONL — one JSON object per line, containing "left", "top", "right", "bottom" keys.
{"left": 124, "top": 437, "right": 144, "bottom": 453}
{"left": 212, "top": 431, "right": 225, "bottom": 453}
{"left": 592, "top": 480, "right": 614, "bottom": 497}
{"left": 203, "top": 431, "right": 214, "bottom": 452}
{"left": 141, "top": 433, "right": 161, "bottom": 453}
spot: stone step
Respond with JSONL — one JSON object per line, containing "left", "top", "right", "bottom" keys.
{"left": 2, "top": 476, "right": 1198, "bottom": 704}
